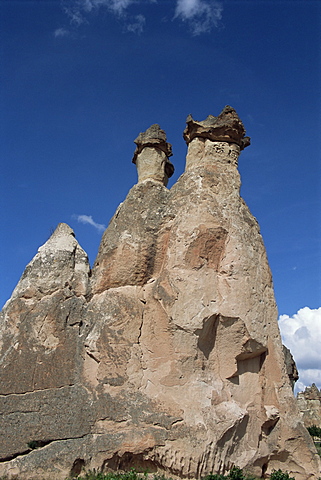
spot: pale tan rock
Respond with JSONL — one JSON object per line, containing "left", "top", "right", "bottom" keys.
{"left": 297, "top": 384, "right": 321, "bottom": 428}
{"left": 0, "top": 224, "right": 90, "bottom": 394}
{"left": 90, "top": 180, "right": 172, "bottom": 294}
{"left": 10, "top": 222, "right": 90, "bottom": 300}
{"left": 0, "top": 108, "right": 319, "bottom": 480}
{"left": 132, "top": 124, "right": 174, "bottom": 186}
{"left": 0, "top": 223, "right": 91, "bottom": 465}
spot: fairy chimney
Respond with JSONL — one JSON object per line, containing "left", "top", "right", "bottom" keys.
{"left": 0, "top": 107, "right": 320, "bottom": 480}
{"left": 132, "top": 124, "right": 174, "bottom": 186}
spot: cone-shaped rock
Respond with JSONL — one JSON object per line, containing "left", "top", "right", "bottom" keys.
{"left": 0, "top": 110, "right": 319, "bottom": 479}
{"left": 0, "top": 224, "right": 93, "bottom": 466}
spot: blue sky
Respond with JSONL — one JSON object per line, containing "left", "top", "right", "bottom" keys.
{"left": 1, "top": 0, "right": 320, "bottom": 391}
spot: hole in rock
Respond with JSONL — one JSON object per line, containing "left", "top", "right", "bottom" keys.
{"left": 262, "top": 423, "right": 276, "bottom": 435}
{"left": 70, "top": 458, "right": 86, "bottom": 477}
{"left": 104, "top": 452, "right": 158, "bottom": 473}
{"left": 236, "top": 350, "right": 267, "bottom": 376}
{"left": 195, "top": 315, "right": 218, "bottom": 359}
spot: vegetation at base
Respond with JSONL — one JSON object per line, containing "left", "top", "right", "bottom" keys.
{"left": 203, "top": 465, "right": 254, "bottom": 480}
{"left": 269, "top": 471, "right": 294, "bottom": 480}
{"left": 70, "top": 471, "right": 170, "bottom": 480}
{"left": 70, "top": 467, "right": 302, "bottom": 480}
{"left": 0, "top": 466, "right": 319, "bottom": 480}
{"left": 307, "top": 424, "right": 321, "bottom": 438}
{"left": 306, "top": 424, "right": 321, "bottom": 460}
{"left": 202, "top": 465, "right": 296, "bottom": 480}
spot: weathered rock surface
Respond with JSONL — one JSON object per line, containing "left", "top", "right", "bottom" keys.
{"left": 132, "top": 124, "right": 174, "bottom": 186}
{"left": 297, "top": 384, "right": 321, "bottom": 428}
{"left": 0, "top": 107, "right": 320, "bottom": 479}
{"left": 183, "top": 105, "right": 251, "bottom": 150}
{"left": 283, "top": 345, "right": 299, "bottom": 390}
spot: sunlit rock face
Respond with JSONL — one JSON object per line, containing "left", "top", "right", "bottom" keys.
{"left": 132, "top": 123, "right": 174, "bottom": 186}
{"left": 297, "top": 384, "right": 321, "bottom": 428}
{"left": 0, "top": 107, "right": 320, "bottom": 480}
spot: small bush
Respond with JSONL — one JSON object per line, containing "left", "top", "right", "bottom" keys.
{"left": 203, "top": 466, "right": 249, "bottom": 480}
{"left": 270, "top": 470, "right": 295, "bottom": 480}
{"left": 307, "top": 425, "right": 321, "bottom": 437}
{"left": 27, "top": 440, "right": 41, "bottom": 450}
{"left": 228, "top": 466, "right": 244, "bottom": 480}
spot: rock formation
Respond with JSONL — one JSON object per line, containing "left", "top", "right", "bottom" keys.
{"left": 132, "top": 124, "right": 174, "bottom": 186}
{"left": 297, "top": 384, "right": 321, "bottom": 428}
{"left": 283, "top": 345, "right": 299, "bottom": 390}
{"left": 0, "top": 107, "right": 320, "bottom": 480}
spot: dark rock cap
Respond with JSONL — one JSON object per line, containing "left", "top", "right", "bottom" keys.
{"left": 132, "top": 124, "right": 173, "bottom": 168}
{"left": 183, "top": 106, "right": 251, "bottom": 150}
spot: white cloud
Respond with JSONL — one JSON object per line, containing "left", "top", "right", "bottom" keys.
{"left": 59, "top": 0, "right": 222, "bottom": 35}
{"left": 54, "top": 28, "right": 71, "bottom": 38}
{"left": 279, "top": 307, "right": 321, "bottom": 393}
{"left": 63, "top": 1, "right": 87, "bottom": 26}
{"left": 74, "top": 214, "right": 106, "bottom": 233}
{"left": 126, "top": 14, "right": 146, "bottom": 34}
{"left": 174, "top": 0, "right": 223, "bottom": 35}
{"left": 79, "top": 0, "right": 135, "bottom": 16}
{"left": 60, "top": 0, "right": 151, "bottom": 34}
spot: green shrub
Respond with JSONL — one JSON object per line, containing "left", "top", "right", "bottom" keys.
{"left": 227, "top": 466, "right": 244, "bottom": 480}
{"left": 270, "top": 470, "right": 295, "bottom": 480}
{"left": 27, "top": 440, "right": 41, "bottom": 450}
{"left": 307, "top": 425, "right": 321, "bottom": 437}
{"left": 203, "top": 466, "right": 248, "bottom": 480}
{"left": 203, "top": 466, "right": 296, "bottom": 480}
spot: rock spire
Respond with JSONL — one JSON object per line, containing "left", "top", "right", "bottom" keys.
{"left": 132, "top": 124, "right": 174, "bottom": 186}
{"left": 0, "top": 107, "right": 320, "bottom": 480}
{"left": 297, "top": 384, "right": 321, "bottom": 428}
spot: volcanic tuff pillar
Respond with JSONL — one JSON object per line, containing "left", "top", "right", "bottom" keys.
{"left": 0, "top": 107, "right": 320, "bottom": 480}
{"left": 132, "top": 123, "right": 174, "bottom": 186}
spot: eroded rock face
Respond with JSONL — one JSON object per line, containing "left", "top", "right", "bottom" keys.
{"left": 0, "top": 223, "right": 90, "bottom": 396}
{"left": 0, "top": 107, "right": 319, "bottom": 480}
{"left": 297, "top": 384, "right": 321, "bottom": 428}
{"left": 283, "top": 345, "right": 299, "bottom": 390}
